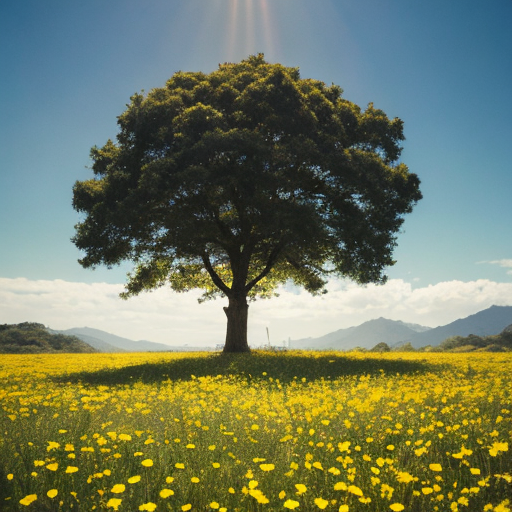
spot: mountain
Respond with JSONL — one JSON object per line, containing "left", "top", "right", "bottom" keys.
{"left": 291, "top": 318, "right": 428, "bottom": 350}
{"left": 0, "top": 323, "right": 97, "bottom": 354}
{"left": 52, "top": 331, "right": 125, "bottom": 353}
{"left": 289, "top": 305, "right": 512, "bottom": 350}
{"left": 408, "top": 305, "right": 512, "bottom": 348}
{"left": 58, "top": 327, "right": 214, "bottom": 352}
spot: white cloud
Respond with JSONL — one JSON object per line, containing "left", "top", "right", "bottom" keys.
{"left": 484, "top": 259, "right": 512, "bottom": 275}
{"left": 1, "top": 277, "right": 511, "bottom": 347}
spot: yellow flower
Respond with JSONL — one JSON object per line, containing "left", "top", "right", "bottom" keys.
{"left": 260, "top": 463, "right": 275, "bottom": 471}
{"left": 228, "top": 487, "right": 235, "bottom": 494}
{"left": 387, "top": 445, "right": 395, "bottom": 451}
{"left": 396, "top": 471, "right": 415, "bottom": 483}
{"left": 470, "top": 468, "right": 481, "bottom": 475}
{"left": 175, "top": 463, "right": 185, "bottom": 469}
{"left": 339, "top": 506, "right": 349, "bottom": 512}
{"left": 248, "top": 480, "right": 258, "bottom": 489}
{"left": 295, "top": 484, "right": 307, "bottom": 494}
{"left": 422, "top": 487, "right": 433, "bottom": 495}
{"left": 279, "top": 490, "right": 286, "bottom": 499}
{"left": 313, "top": 461, "right": 324, "bottom": 470}
{"left": 348, "top": 485, "right": 363, "bottom": 496}
{"left": 46, "top": 463, "right": 58, "bottom": 471}
{"left": 489, "top": 442, "right": 508, "bottom": 457}
{"left": 186, "top": 443, "right": 195, "bottom": 449}
{"left": 212, "top": 462, "right": 220, "bottom": 468}
{"left": 65, "top": 466, "right": 78, "bottom": 473}
{"left": 315, "top": 497, "right": 329, "bottom": 509}
{"left": 284, "top": 499, "right": 300, "bottom": 509}
{"left": 191, "top": 477, "right": 200, "bottom": 483}
{"left": 128, "top": 475, "right": 141, "bottom": 484}
{"left": 141, "top": 459, "right": 153, "bottom": 467}
{"left": 210, "top": 503, "right": 220, "bottom": 509}
{"left": 139, "top": 503, "right": 157, "bottom": 511}
{"left": 182, "top": 505, "right": 192, "bottom": 511}
{"left": 166, "top": 476, "right": 174, "bottom": 483}
{"left": 389, "top": 505, "right": 405, "bottom": 511}
{"left": 107, "top": 498, "right": 122, "bottom": 510}
{"left": 111, "top": 484, "right": 125, "bottom": 493}
{"left": 429, "top": 464, "right": 442, "bottom": 472}
{"left": 7, "top": 473, "right": 13, "bottom": 480}
{"left": 119, "top": 434, "right": 132, "bottom": 441}
{"left": 47, "top": 489, "right": 58, "bottom": 498}
{"left": 19, "top": 494, "right": 37, "bottom": 506}
{"left": 160, "top": 489, "right": 174, "bottom": 498}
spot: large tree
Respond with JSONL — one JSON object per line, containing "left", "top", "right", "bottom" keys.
{"left": 72, "top": 55, "right": 422, "bottom": 353}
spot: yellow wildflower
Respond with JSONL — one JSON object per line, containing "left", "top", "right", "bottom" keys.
{"left": 19, "top": 494, "right": 37, "bottom": 506}
{"left": 139, "top": 503, "right": 157, "bottom": 511}
{"left": 315, "top": 497, "right": 329, "bottom": 509}
{"left": 107, "top": 498, "right": 122, "bottom": 510}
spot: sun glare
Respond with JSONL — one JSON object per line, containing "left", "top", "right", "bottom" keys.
{"left": 225, "top": 0, "right": 277, "bottom": 61}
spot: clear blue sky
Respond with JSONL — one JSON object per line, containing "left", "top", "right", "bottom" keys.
{"left": 1, "top": 0, "right": 511, "bottom": 344}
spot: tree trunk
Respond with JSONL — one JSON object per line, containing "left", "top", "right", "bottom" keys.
{"left": 223, "top": 295, "right": 250, "bottom": 353}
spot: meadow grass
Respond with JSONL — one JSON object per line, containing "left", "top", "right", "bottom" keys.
{"left": 0, "top": 351, "right": 510, "bottom": 511}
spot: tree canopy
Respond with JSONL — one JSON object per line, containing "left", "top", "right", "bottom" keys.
{"left": 73, "top": 54, "right": 422, "bottom": 352}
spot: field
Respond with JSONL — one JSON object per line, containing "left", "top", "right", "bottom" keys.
{"left": 1, "top": 351, "right": 511, "bottom": 512}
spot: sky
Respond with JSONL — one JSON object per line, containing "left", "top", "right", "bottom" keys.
{"left": 1, "top": 0, "right": 511, "bottom": 346}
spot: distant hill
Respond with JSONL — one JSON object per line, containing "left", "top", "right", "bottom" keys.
{"left": 58, "top": 327, "right": 214, "bottom": 352}
{"left": 408, "top": 305, "right": 512, "bottom": 348}
{"left": 0, "top": 322, "right": 97, "bottom": 354}
{"left": 290, "top": 305, "right": 512, "bottom": 350}
{"left": 437, "top": 323, "right": 512, "bottom": 352}
{"left": 291, "top": 318, "right": 430, "bottom": 350}
{"left": 51, "top": 330, "right": 124, "bottom": 353}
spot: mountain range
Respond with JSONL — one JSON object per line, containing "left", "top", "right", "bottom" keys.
{"left": 55, "top": 327, "right": 214, "bottom": 352}
{"left": 289, "top": 305, "right": 512, "bottom": 350}
{"left": 49, "top": 305, "right": 512, "bottom": 352}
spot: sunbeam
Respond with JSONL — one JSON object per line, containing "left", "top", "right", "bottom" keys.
{"left": 223, "top": 0, "right": 277, "bottom": 61}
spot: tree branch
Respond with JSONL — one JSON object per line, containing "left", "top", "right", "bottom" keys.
{"left": 202, "top": 252, "right": 232, "bottom": 296}
{"left": 244, "top": 243, "right": 283, "bottom": 293}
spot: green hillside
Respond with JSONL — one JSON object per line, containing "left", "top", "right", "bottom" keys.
{"left": 0, "top": 322, "right": 97, "bottom": 354}
{"left": 437, "top": 324, "right": 512, "bottom": 352}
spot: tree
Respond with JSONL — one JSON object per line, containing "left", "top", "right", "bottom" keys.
{"left": 370, "top": 342, "right": 391, "bottom": 352}
{"left": 72, "top": 55, "right": 422, "bottom": 353}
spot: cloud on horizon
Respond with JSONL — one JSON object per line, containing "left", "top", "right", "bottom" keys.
{"left": 1, "top": 277, "right": 511, "bottom": 346}
{"left": 483, "top": 259, "right": 512, "bottom": 275}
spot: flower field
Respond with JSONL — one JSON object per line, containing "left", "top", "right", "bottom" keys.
{"left": 1, "top": 351, "right": 511, "bottom": 511}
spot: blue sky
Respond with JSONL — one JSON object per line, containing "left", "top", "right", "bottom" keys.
{"left": 1, "top": 0, "right": 511, "bottom": 345}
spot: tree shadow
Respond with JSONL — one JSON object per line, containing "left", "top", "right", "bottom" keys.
{"left": 53, "top": 351, "right": 440, "bottom": 387}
